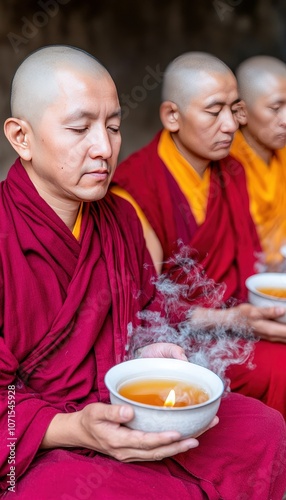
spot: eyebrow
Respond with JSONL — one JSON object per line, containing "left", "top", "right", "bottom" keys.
{"left": 205, "top": 98, "right": 241, "bottom": 109}
{"left": 63, "top": 108, "right": 122, "bottom": 122}
{"left": 269, "top": 99, "right": 285, "bottom": 105}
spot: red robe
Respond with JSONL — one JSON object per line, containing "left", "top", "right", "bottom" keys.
{"left": 112, "top": 131, "right": 286, "bottom": 418}
{"left": 0, "top": 159, "right": 286, "bottom": 499}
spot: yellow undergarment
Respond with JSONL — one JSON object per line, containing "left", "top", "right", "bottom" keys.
{"left": 72, "top": 202, "right": 83, "bottom": 240}
{"left": 231, "top": 130, "right": 286, "bottom": 264}
{"left": 158, "top": 129, "right": 210, "bottom": 225}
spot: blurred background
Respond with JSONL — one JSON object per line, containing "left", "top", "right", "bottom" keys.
{"left": 0, "top": 0, "right": 286, "bottom": 178}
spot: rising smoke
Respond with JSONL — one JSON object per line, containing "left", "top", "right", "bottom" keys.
{"left": 126, "top": 244, "right": 257, "bottom": 390}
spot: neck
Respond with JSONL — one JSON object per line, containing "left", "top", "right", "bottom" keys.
{"left": 171, "top": 133, "right": 209, "bottom": 177}
{"left": 240, "top": 127, "right": 273, "bottom": 165}
{"left": 37, "top": 188, "right": 80, "bottom": 231}
{"left": 45, "top": 198, "right": 81, "bottom": 231}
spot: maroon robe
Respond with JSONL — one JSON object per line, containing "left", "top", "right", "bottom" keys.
{"left": 112, "top": 131, "right": 286, "bottom": 418}
{"left": 0, "top": 159, "right": 286, "bottom": 499}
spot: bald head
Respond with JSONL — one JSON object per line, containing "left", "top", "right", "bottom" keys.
{"left": 162, "top": 52, "right": 234, "bottom": 108}
{"left": 11, "top": 45, "right": 110, "bottom": 125}
{"left": 236, "top": 56, "right": 286, "bottom": 107}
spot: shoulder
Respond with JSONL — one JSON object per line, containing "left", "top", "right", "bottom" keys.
{"left": 97, "top": 191, "right": 155, "bottom": 272}
{"left": 218, "top": 155, "right": 251, "bottom": 209}
{"left": 100, "top": 190, "right": 145, "bottom": 236}
{"left": 113, "top": 131, "right": 162, "bottom": 184}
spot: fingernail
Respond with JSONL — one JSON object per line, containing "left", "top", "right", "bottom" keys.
{"left": 119, "top": 406, "right": 132, "bottom": 420}
{"left": 276, "top": 307, "right": 285, "bottom": 315}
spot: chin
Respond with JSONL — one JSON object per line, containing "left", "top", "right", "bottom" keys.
{"left": 78, "top": 186, "right": 109, "bottom": 203}
{"left": 92, "top": 190, "right": 108, "bottom": 202}
{"left": 273, "top": 140, "right": 286, "bottom": 150}
{"left": 211, "top": 150, "right": 231, "bottom": 161}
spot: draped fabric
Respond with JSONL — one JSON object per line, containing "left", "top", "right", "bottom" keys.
{"left": 0, "top": 158, "right": 158, "bottom": 491}
{"left": 1, "top": 159, "right": 286, "bottom": 499}
{"left": 230, "top": 129, "right": 286, "bottom": 266}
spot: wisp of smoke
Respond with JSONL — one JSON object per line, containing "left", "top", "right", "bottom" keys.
{"left": 126, "top": 243, "right": 257, "bottom": 390}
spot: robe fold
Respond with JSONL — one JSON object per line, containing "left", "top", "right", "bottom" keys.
{"left": 230, "top": 129, "right": 286, "bottom": 266}
{"left": 0, "top": 159, "right": 158, "bottom": 491}
{"left": 1, "top": 159, "right": 286, "bottom": 499}
{"left": 112, "top": 131, "right": 286, "bottom": 418}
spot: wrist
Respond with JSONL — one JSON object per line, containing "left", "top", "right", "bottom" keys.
{"left": 40, "top": 411, "right": 80, "bottom": 449}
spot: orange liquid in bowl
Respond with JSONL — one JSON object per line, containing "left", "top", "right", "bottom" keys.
{"left": 257, "top": 287, "right": 286, "bottom": 299}
{"left": 118, "top": 379, "right": 209, "bottom": 407}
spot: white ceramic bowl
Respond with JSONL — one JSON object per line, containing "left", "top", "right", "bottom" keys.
{"left": 104, "top": 358, "right": 224, "bottom": 438}
{"left": 280, "top": 245, "right": 286, "bottom": 259}
{"left": 246, "top": 273, "right": 286, "bottom": 323}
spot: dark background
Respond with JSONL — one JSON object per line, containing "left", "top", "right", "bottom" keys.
{"left": 1, "top": 0, "right": 286, "bottom": 178}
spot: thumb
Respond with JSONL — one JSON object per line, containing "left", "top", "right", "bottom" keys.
{"left": 105, "top": 403, "right": 134, "bottom": 424}
{"left": 261, "top": 306, "right": 286, "bottom": 319}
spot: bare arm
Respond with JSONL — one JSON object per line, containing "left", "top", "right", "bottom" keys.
{"left": 141, "top": 219, "right": 163, "bottom": 274}
{"left": 191, "top": 304, "right": 286, "bottom": 342}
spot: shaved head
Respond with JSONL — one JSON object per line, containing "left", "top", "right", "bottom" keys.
{"left": 162, "top": 52, "right": 234, "bottom": 108}
{"left": 236, "top": 56, "right": 286, "bottom": 107}
{"left": 11, "top": 45, "right": 110, "bottom": 126}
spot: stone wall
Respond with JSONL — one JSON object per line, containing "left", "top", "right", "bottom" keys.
{"left": 0, "top": 0, "right": 285, "bottom": 178}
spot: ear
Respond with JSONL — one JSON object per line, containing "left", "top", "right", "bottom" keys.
{"left": 4, "top": 118, "right": 32, "bottom": 161}
{"left": 236, "top": 100, "right": 248, "bottom": 126}
{"left": 159, "top": 101, "right": 180, "bottom": 132}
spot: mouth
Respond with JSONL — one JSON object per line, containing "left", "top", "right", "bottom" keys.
{"left": 84, "top": 169, "right": 109, "bottom": 181}
{"left": 215, "top": 140, "right": 232, "bottom": 149}
{"left": 276, "top": 133, "right": 286, "bottom": 142}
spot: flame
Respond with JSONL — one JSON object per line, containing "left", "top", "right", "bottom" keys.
{"left": 163, "top": 389, "right": 176, "bottom": 407}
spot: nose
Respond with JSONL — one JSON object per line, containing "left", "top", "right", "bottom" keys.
{"left": 220, "top": 107, "right": 238, "bottom": 134}
{"left": 88, "top": 127, "right": 112, "bottom": 159}
{"left": 279, "top": 105, "right": 286, "bottom": 127}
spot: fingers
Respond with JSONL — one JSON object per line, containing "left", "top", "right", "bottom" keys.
{"left": 89, "top": 403, "right": 197, "bottom": 449}
{"left": 192, "top": 416, "right": 219, "bottom": 439}
{"left": 238, "top": 303, "right": 286, "bottom": 321}
{"left": 112, "top": 434, "right": 200, "bottom": 463}
{"left": 81, "top": 402, "right": 211, "bottom": 463}
{"left": 207, "top": 415, "right": 219, "bottom": 430}
{"left": 249, "top": 318, "right": 286, "bottom": 342}
{"left": 92, "top": 402, "right": 135, "bottom": 424}
{"left": 159, "top": 343, "right": 188, "bottom": 361}
{"left": 258, "top": 306, "right": 286, "bottom": 319}
{"left": 139, "top": 342, "right": 188, "bottom": 361}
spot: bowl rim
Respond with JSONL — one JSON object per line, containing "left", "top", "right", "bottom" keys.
{"left": 104, "top": 358, "right": 225, "bottom": 411}
{"left": 245, "top": 273, "right": 286, "bottom": 302}
{"left": 280, "top": 245, "right": 286, "bottom": 258}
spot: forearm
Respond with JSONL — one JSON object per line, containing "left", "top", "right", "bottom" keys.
{"left": 190, "top": 307, "right": 236, "bottom": 330}
{"left": 40, "top": 411, "right": 81, "bottom": 449}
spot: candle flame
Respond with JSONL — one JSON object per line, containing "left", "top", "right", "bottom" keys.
{"left": 163, "top": 389, "right": 176, "bottom": 407}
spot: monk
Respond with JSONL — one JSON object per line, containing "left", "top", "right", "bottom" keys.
{"left": 0, "top": 45, "right": 285, "bottom": 500}
{"left": 112, "top": 52, "right": 286, "bottom": 418}
{"left": 230, "top": 55, "right": 286, "bottom": 268}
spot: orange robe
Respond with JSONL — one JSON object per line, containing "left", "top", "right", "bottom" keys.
{"left": 230, "top": 129, "right": 286, "bottom": 266}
